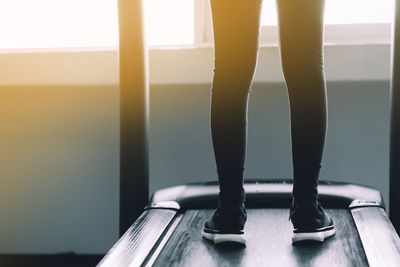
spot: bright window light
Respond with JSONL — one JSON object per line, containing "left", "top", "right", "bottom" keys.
{"left": 0, "top": 0, "right": 119, "bottom": 49}
{"left": 144, "top": 0, "right": 194, "bottom": 46}
{"left": 325, "top": 0, "right": 394, "bottom": 24}
{"left": 261, "top": 0, "right": 279, "bottom": 26}
{"left": 0, "top": 0, "right": 394, "bottom": 49}
{"left": 261, "top": 0, "right": 394, "bottom": 25}
{"left": 0, "top": 0, "right": 194, "bottom": 50}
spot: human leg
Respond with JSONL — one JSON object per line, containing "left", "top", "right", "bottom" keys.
{"left": 277, "top": 0, "right": 327, "bottom": 206}
{"left": 277, "top": 0, "right": 334, "bottom": 242}
{"left": 202, "top": 0, "right": 262, "bottom": 245}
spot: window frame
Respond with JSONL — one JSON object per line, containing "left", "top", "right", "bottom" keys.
{"left": 191, "top": 0, "right": 392, "bottom": 47}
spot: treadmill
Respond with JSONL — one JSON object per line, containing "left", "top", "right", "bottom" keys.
{"left": 98, "top": 0, "right": 400, "bottom": 266}
{"left": 99, "top": 180, "right": 400, "bottom": 266}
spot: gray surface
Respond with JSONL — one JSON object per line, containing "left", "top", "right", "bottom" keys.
{"left": 0, "top": 81, "right": 390, "bottom": 253}
{"left": 154, "top": 209, "right": 367, "bottom": 267}
{"left": 149, "top": 81, "right": 390, "bottom": 208}
{"left": 352, "top": 207, "right": 400, "bottom": 267}
{"left": 98, "top": 209, "right": 177, "bottom": 267}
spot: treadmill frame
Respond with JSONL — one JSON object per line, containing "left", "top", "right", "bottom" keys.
{"left": 98, "top": 179, "right": 400, "bottom": 267}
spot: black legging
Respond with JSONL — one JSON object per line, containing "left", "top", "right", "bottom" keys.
{"left": 210, "top": 0, "right": 327, "bottom": 206}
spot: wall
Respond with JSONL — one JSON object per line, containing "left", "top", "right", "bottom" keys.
{"left": 0, "top": 86, "right": 119, "bottom": 254}
{"left": 0, "top": 45, "right": 392, "bottom": 254}
{"left": 150, "top": 82, "right": 390, "bottom": 202}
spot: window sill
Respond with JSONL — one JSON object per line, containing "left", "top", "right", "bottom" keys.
{"left": 0, "top": 40, "right": 391, "bottom": 86}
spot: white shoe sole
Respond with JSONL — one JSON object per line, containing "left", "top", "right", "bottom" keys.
{"left": 292, "top": 228, "right": 335, "bottom": 243}
{"left": 202, "top": 231, "right": 246, "bottom": 245}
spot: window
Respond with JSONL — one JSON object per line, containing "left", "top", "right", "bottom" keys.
{"left": 258, "top": 0, "right": 394, "bottom": 44}
{"left": 261, "top": 0, "right": 394, "bottom": 25}
{"left": 0, "top": 0, "right": 395, "bottom": 50}
{"left": 0, "top": 0, "right": 193, "bottom": 49}
{"left": 324, "top": 0, "right": 394, "bottom": 24}
{"left": 0, "top": 0, "right": 119, "bottom": 49}
{"left": 144, "top": 0, "right": 194, "bottom": 46}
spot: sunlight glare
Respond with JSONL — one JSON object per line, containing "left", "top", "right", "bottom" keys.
{"left": 0, "top": 0, "right": 194, "bottom": 49}
{"left": 261, "top": 0, "right": 394, "bottom": 25}
{"left": 0, "top": 0, "right": 395, "bottom": 49}
{"left": 0, "top": 0, "right": 119, "bottom": 49}
{"left": 325, "top": 0, "right": 394, "bottom": 24}
{"left": 144, "top": 0, "right": 194, "bottom": 46}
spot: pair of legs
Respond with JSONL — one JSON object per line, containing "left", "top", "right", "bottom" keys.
{"left": 203, "top": 0, "right": 333, "bottom": 244}
{"left": 211, "top": 0, "right": 327, "bottom": 207}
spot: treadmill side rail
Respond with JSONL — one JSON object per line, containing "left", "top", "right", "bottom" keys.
{"left": 149, "top": 179, "right": 384, "bottom": 210}
{"left": 145, "top": 200, "right": 180, "bottom": 211}
{"left": 97, "top": 209, "right": 178, "bottom": 267}
{"left": 351, "top": 207, "right": 400, "bottom": 267}
{"left": 349, "top": 199, "right": 385, "bottom": 209}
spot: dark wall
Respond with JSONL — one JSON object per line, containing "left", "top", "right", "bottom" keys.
{"left": 150, "top": 81, "right": 390, "bottom": 206}
{"left": 0, "top": 80, "right": 389, "bottom": 253}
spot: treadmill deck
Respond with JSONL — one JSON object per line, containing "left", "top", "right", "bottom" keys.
{"left": 152, "top": 209, "right": 367, "bottom": 267}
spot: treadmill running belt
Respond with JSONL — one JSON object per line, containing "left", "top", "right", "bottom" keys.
{"left": 152, "top": 209, "right": 368, "bottom": 267}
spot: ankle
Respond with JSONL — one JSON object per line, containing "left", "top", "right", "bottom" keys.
{"left": 218, "top": 199, "right": 246, "bottom": 209}
{"left": 218, "top": 188, "right": 245, "bottom": 206}
{"left": 291, "top": 196, "right": 318, "bottom": 207}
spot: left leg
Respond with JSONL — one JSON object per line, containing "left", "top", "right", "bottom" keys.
{"left": 203, "top": 0, "right": 263, "bottom": 246}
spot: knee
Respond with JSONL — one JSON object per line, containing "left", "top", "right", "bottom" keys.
{"left": 280, "top": 50, "right": 325, "bottom": 86}
{"left": 211, "top": 57, "right": 257, "bottom": 94}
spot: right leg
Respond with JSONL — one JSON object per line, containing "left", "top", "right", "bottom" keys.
{"left": 202, "top": 0, "right": 262, "bottom": 245}
{"left": 276, "top": 0, "right": 334, "bottom": 243}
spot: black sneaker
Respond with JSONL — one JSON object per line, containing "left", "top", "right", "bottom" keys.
{"left": 202, "top": 203, "right": 247, "bottom": 245}
{"left": 289, "top": 199, "right": 335, "bottom": 243}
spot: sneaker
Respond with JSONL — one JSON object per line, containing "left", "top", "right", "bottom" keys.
{"left": 202, "top": 203, "right": 247, "bottom": 245}
{"left": 289, "top": 199, "right": 335, "bottom": 243}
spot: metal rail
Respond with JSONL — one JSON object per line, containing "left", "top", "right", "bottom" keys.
{"left": 118, "top": 0, "right": 150, "bottom": 236}
{"left": 390, "top": 0, "right": 400, "bottom": 234}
